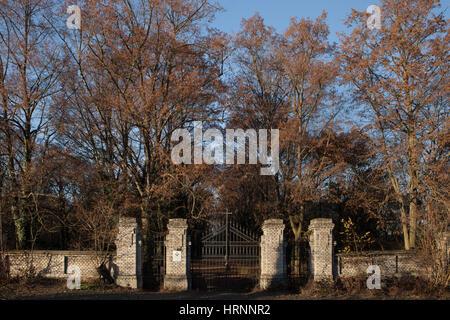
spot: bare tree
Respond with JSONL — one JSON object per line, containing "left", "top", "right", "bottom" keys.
{"left": 339, "top": 0, "right": 448, "bottom": 250}
{"left": 0, "top": 0, "right": 64, "bottom": 248}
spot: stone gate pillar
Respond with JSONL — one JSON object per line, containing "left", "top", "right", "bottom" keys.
{"left": 115, "top": 217, "right": 142, "bottom": 289}
{"left": 164, "top": 219, "right": 190, "bottom": 291}
{"left": 260, "top": 219, "right": 287, "bottom": 290}
{"left": 308, "top": 218, "right": 334, "bottom": 282}
{"left": 437, "top": 230, "right": 450, "bottom": 267}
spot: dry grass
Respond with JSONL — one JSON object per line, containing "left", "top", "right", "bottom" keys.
{"left": 0, "top": 276, "right": 448, "bottom": 300}
{"left": 295, "top": 277, "right": 450, "bottom": 300}
{"left": 0, "top": 277, "right": 122, "bottom": 300}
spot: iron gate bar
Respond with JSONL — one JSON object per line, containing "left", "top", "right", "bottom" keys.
{"left": 144, "top": 232, "right": 167, "bottom": 290}
{"left": 191, "top": 215, "right": 260, "bottom": 291}
{"left": 286, "top": 239, "right": 310, "bottom": 291}
{"left": 201, "top": 225, "right": 227, "bottom": 241}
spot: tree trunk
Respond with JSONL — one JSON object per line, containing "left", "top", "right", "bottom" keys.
{"left": 407, "top": 132, "right": 418, "bottom": 249}
{"left": 289, "top": 205, "right": 304, "bottom": 241}
{"left": 13, "top": 203, "right": 26, "bottom": 249}
{"left": 400, "top": 206, "right": 410, "bottom": 251}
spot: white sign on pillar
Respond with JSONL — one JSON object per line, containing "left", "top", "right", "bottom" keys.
{"left": 173, "top": 250, "right": 182, "bottom": 262}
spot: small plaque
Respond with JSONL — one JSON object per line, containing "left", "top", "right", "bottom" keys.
{"left": 172, "top": 250, "right": 182, "bottom": 262}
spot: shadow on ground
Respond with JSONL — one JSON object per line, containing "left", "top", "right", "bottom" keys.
{"left": 17, "top": 290, "right": 295, "bottom": 300}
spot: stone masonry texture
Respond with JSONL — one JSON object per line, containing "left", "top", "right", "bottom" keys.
{"left": 1, "top": 250, "right": 109, "bottom": 279}
{"left": 1, "top": 218, "right": 445, "bottom": 290}
{"left": 115, "top": 217, "right": 142, "bottom": 289}
{"left": 260, "top": 219, "right": 287, "bottom": 289}
{"left": 308, "top": 218, "right": 334, "bottom": 282}
{"left": 164, "top": 219, "right": 190, "bottom": 291}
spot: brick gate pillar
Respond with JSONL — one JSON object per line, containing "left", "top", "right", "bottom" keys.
{"left": 308, "top": 218, "right": 334, "bottom": 282}
{"left": 164, "top": 219, "right": 190, "bottom": 291}
{"left": 260, "top": 219, "right": 287, "bottom": 290}
{"left": 115, "top": 217, "right": 142, "bottom": 289}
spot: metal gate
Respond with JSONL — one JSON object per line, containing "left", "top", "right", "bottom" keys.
{"left": 191, "top": 215, "right": 260, "bottom": 291}
{"left": 143, "top": 232, "right": 166, "bottom": 290}
{"left": 286, "top": 239, "right": 310, "bottom": 290}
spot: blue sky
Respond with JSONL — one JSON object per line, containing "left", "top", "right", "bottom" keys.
{"left": 212, "top": 0, "right": 449, "bottom": 43}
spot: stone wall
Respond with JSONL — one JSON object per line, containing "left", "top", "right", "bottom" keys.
{"left": 2, "top": 219, "right": 445, "bottom": 290}
{"left": 336, "top": 251, "right": 426, "bottom": 278}
{"left": 0, "top": 217, "right": 142, "bottom": 289}
{"left": 308, "top": 219, "right": 448, "bottom": 281}
{"left": 336, "top": 231, "right": 449, "bottom": 279}
{"left": 0, "top": 250, "right": 109, "bottom": 279}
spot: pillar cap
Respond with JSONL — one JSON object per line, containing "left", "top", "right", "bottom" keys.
{"left": 168, "top": 219, "right": 188, "bottom": 228}
{"left": 118, "top": 217, "right": 138, "bottom": 226}
{"left": 262, "top": 219, "right": 285, "bottom": 228}
{"left": 308, "top": 218, "right": 334, "bottom": 230}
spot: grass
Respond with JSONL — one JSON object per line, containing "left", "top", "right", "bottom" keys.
{"left": 0, "top": 276, "right": 448, "bottom": 300}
